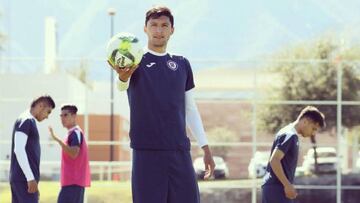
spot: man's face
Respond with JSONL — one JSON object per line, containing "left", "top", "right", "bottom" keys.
{"left": 302, "top": 119, "right": 321, "bottom": 138}
{"left": 35, "top": 104, "right": 53, "bottom": 122}
{"left": 60, "top": 110, "right": 75, "bottom": 128}
{"left": 144, "top": 15, "right": 174, "bottom": 48}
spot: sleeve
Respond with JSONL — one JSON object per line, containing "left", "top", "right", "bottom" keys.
{"left": 185, "top": 90, "right": 208, "bottom": 148}
{"left": 17, "top": 119, "right": 32, "bottom": 136}
{"left": 184, "top": 57, "right": 195, "bottom": 91}
{"left": 68, "top": 130, "right": 81, "bottom": 147}
{"left": 275, "top": 134, "right": 296, "bottom": 154}
{"left": 117, "top": 79, "right": 130, "bottom": 91}
{"left": 14, "top": 131, "right": 35, "bottom": 181}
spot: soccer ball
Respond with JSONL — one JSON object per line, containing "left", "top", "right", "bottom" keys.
{"left": 106, "top": 32, "right": 143, "bottom": 69}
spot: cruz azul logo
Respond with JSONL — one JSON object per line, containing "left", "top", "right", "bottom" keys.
{"left": 166, "top": 60, "right": 178, "bottom": 71}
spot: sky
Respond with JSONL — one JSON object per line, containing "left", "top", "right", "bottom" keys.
{"left": 1, "top": 0, "right": 360, "bottom": 79}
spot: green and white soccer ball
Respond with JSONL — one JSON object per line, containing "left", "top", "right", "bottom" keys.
{"left": 106, "top": 32, "right": 143, "bottom": 69}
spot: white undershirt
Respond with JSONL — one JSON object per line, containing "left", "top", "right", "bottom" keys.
{"left": 185, "top": 89, "right": 208, "bottom": 148}
{"left": 14, "top": 131, "right": 35, "bottom": 181}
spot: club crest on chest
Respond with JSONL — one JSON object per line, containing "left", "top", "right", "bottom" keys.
{"left": 167, "top": 60, "right": 178, "bottom": 71}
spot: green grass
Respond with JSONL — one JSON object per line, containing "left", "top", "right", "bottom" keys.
{"left": 0, "top": 181, "right": 132, "bottom": 203}
{"left": 0, "top": 179, "right": 257, "bottom": 203}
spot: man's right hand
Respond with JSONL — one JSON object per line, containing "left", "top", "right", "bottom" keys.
{"left": 27, "top": 180, "right": 38, "bottom": 193}
{"left": 107, "top": 60, "right": 138, "bottom": 82}
{"left": 284, "top": 184, "right": 297, "bottom": 199}
{"left": 48, "top": 126, "right": 58, "bottom": 142}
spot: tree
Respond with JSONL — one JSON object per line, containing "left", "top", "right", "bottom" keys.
{"left": 0, "top": 33, "right": 5, "bottom": 49}
{"left": 259, "top": 37, "right": 360, "bottom": 133}
{"left": 0, "top": 13, "right": 6, "bottom": 50}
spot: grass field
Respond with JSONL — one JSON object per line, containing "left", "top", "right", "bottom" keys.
{"left": 0, "top": 181, "right": 132, "bottom": 203}
{"left": 0, "top": 179, "right": 259, "bottom": 203}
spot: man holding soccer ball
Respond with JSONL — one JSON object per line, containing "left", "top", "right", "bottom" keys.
{"left": 108, "top": 5, "right": 215, "bottom": 203}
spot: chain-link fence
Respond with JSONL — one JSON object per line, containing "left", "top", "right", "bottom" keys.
{"left": 1, "top": 58, "right": 360, "bottom": 202}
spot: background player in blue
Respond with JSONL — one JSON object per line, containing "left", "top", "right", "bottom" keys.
{"left": 108, "top": 5, "right": 216, "bottom": 203}
{"left": 9, "top": 95, "right": 55, "bottom": 203}
{"left": 262, "top": 106, "right": 326, "bottom": 203}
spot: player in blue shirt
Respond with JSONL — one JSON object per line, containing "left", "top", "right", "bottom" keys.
{"left": 108, "top": 5, "right": 216, "bottom": 203}
{"left": 262, "top": 106, "right": 325, "bottom": 203}
{"left": 9, "top": 95, "right": 55, "bottom": 203}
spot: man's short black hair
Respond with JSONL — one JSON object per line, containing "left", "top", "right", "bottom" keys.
{"left": 31, "top": 95, "right": 55, "bottom": 109}
{"left": 145, "top": 5, "right": 174, "bottom": 27}
{"left": 61, "top": 104, "right": 78, "bottom": 115}
{"left": 298, "top": 106, "right": 326, "bottom": 128}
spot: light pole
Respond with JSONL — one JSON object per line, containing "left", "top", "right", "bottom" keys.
{"left": 107, "top": 8, "right": 116, "bottom": 162}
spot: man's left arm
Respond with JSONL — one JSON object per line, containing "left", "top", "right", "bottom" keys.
{"left": 185, "top": 90, "right": 215, "bottom": 179}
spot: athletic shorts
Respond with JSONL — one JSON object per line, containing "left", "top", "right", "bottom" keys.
{"left": 57, "top": 185, "right": 84, "bottom": 203}
{"left": 132, "top": 149, "right": 200, "bottom": 203}
{"left": 262, "top": 185, "right": 294, "bottom": 203}
{"left": 10, "top": 181, "right": 39, "bottom": 203}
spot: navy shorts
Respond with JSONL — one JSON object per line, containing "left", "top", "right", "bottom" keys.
{"left": 262, "top": 185, "right": 294, "bottom": 203}
{"left": 57, "top": 185, "right": 84, "bottom": 203}
{"left": 132, "top": 149, "right": 200, "bottom": 203}
{"left": 10, "top": 181, "right": 39, "bottom": 203}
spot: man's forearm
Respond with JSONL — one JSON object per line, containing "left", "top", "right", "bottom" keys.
{"left": 54, "top": 137, "right": 79, "bottom": 158}
{"left": 185, "top": 90, "right": 208, "bottom": 148}
{"left": 202, "top": 145, "right": 211, "bottom": 154}
{"left": 117, "top": 79, "right": 129, "bottom": 91}
{"left": 270, "top": 159, "right": 291, "bottom": 187}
